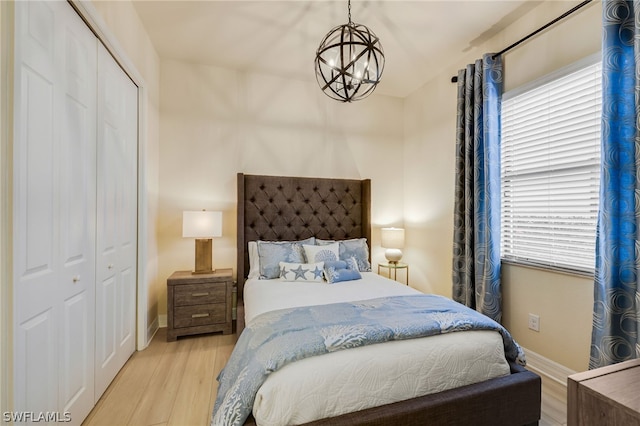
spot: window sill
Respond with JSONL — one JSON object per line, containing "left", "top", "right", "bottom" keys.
{"left": 500, "top": 258, "right": 594, "bottom": 279}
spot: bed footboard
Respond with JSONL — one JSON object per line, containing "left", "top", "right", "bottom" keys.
{"left": 243, "top": 362, "right": 540, "bottom": 426}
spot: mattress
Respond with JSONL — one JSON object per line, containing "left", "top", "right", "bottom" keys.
{"left": 243, "top": 273, "right": 511, "bottom": 426}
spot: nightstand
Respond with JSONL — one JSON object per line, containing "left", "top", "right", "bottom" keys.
{"left": 568, "top": 358, "right": 640, "bottom": 425}
{"left": 166, "top": 269, "right": 233, "bottom": 341}
{"left": 378, "top": 262, "right": 409, "bottom": 285}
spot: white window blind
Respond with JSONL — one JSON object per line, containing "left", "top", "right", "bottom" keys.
{"left": 501, "top": 59, "right": 601, "bottom": 274}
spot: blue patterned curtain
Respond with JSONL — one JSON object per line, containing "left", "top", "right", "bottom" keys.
{"left": 590, "top": 0, "right": 640, "bottom": 369}
{"left": 452, "top": 54, "right": 503, "bottom": 323}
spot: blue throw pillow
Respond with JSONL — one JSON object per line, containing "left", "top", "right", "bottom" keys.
{"left": 339, "top": 238, "right": 371, "bottom": 272}
{"left": 257, "top": 237, "right": 315, "bottom": 279}
{"left": 324, "top": 258, "right": 362, "bottom": 283}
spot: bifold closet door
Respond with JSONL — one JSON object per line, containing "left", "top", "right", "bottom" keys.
{"left": 13, "top": 0, "right": 97, "bottom": 423}
{"left": 94, "top": 42, "right": 138, "bottom": 399}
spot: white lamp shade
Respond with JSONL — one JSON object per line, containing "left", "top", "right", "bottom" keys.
{"left": 381, "top": 227, "right": 405, "bottom": 249}
{"left": 182, "top": 211, "right": 222, "bottom": 238}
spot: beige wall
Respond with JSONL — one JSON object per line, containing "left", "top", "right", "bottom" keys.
{"left": 0, "top": 1, "right": 602, "bottom": 396}
{"left": 85, "top": 0, "right": 601, "bottom": 373}
{"left": 403, "top": 1, "right": 600, "bottom": 372}
{"left": 157, "top": 60, "right": 405, "bottom": 315}
{"left": 90, "top": 0, "right": 162, "bottom": 336}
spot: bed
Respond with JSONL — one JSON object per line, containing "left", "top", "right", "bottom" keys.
{"left": 222, "top": 173, "right": 540, "bottom": 426}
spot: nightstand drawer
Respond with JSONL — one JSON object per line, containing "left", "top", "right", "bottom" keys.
{"left": 174, "top": 284, "right": 225, "bottom": 306}
{"left": 174, "top": 304, "right": 226, "bottom": 328}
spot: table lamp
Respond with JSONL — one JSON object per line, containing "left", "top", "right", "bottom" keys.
{"left": 183, "top": 210, "right": 222, "bottom": 274}
{"left": 381, "top": 227, "right": 405, "bottom": 264}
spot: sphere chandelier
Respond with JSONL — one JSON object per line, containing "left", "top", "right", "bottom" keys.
{"left": 314, "top": 0, "right": 385, "bottom": 102}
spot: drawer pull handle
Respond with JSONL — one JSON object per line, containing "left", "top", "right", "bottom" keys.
{"left": 192, "top": 313, "right": 210, "bottom": 319}
{"left": 191, "top": 292, "right": 209, "bottom": 297}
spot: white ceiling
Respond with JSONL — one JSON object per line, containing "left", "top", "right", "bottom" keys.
{"left": 132, "top": 0, "right": 546, "bottom": 98}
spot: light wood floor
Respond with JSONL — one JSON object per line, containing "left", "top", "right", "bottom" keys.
{"left": 83, "top": 328, "right": 565, "bottom": 426}
{"left": 82, "top": 328, "right": 236, "bottom": 426}
{"left": 539, "top": 373, "right": 568, "bottom": 426}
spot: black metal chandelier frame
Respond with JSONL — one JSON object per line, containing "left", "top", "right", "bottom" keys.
{"left": 314, "top": 0, "right": 385, "bottom": 102}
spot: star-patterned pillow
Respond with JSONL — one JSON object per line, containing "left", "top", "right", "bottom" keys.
{"left": 278, "top": 261, "right": 325, "bottom": 282}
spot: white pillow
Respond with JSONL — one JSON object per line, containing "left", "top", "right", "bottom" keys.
{"left": 248, "top": 241, "right": 259, "bottom": 279}
{"left": 303, "top": 242, "right": 339, "bottom": 263}
{"left": 279, "top": 262, "right": 325, "bottom": 282}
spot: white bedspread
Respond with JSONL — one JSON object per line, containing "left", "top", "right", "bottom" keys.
{"left": 243, "top": 273, "right": 511, "bottom": 426}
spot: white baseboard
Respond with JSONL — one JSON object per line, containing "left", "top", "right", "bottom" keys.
{"left": 524, "top": 347, "right": 576, "bottom": 387}
{"left": 145, "top": 316, "right": 160, "bottom": 348}
{"left": 158, "top": 314, "right": 167, "bottom": 328}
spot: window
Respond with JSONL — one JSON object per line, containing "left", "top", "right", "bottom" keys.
{"left": 501, "top": 57, "right": 601, "bottom": 274}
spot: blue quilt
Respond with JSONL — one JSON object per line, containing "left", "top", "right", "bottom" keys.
{"left": 212, "top": 294, "right": 525, "bottom": 426}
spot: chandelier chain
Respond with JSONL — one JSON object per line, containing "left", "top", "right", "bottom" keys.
{"left": 348, "top": 0, "right": 352, "bottom": 24}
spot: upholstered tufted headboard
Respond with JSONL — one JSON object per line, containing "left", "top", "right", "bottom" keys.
{"left": 236, "top": 173, "right": 371, "bottom": 299}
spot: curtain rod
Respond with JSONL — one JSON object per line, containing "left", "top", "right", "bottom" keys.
{"left": 450, "top": 0, "right": 593, "bottom": 83}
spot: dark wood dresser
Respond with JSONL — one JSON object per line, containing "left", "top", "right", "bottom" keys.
{"left": 166, "top": 269, "right": 233, "bottom": 341}
{"left": 568, "top": 358, "right": 640, "bottom": 426}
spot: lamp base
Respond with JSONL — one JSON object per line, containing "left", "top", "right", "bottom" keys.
{"left": 385, "top": 248, "right": 403, "bottom": 264}
{"left": 193, "top": 238, "right": 213, "bottom": 274}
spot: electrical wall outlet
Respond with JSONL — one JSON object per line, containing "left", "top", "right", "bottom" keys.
{"left": 528, "top": 313, "right": 540, "bottom": 332}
